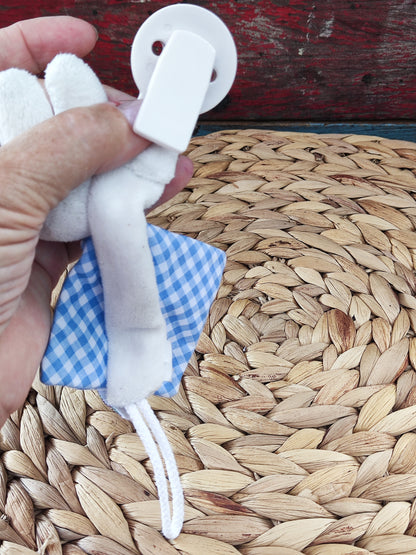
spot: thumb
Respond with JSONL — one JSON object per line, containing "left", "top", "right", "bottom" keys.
{"left": 0, "top": 102, "right": 149, "bottom": 231}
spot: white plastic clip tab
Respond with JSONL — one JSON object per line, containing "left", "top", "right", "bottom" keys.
{"left": 131, "top": 4, "right": 237, "bottom": 153}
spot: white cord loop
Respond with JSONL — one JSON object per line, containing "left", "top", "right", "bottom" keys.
{"left": 125, "top": 400, "right": 184, "bottom": 539}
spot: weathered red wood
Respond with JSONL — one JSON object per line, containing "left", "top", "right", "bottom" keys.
{"left": 1, "top": 0, "right": 416, "bottom": 122}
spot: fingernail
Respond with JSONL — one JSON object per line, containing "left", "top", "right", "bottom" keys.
{"left": 116, "top": 99, "right": 142, "bottom": 126}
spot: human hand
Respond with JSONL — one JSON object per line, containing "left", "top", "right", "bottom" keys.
{"left": 0, "top": 16, "right": 193, "bottom": 427}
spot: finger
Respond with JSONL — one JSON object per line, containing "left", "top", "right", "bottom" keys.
{"left": 0, "top": 261, "right": 53, "bottom": 426}
{"left": 0, "top": 16, "right": 98, "bottom": 73}
{"left": 150, "top": 155, "right": 194, "bottom": 211}
{"left": 34, "top": 239, "right": 81, "bottom": 290}
{"left": 0, "top": 103, "right": 150, "bottom": 228}
{"left": 103, "top": 86, "right": 144, "bottom": 127}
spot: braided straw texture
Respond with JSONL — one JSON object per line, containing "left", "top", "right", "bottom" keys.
{"left": 3, "top": 130, "right": 416, "bottom": 554}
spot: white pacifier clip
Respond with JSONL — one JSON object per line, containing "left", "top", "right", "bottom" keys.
{"left": 131, "top": 3, "right": 237, "bottom": 153}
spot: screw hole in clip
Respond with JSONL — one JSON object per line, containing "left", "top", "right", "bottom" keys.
{"left": 152, "top": 40, "right": 164, "bottom": 56}
{"left": 210, "top": 69, "right": 217, "bottom": 82}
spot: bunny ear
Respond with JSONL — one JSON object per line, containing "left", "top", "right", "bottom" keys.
{"left": 0, "top": 68, "right": 53, "bottom": 145}
{"left": 44, "top": 53, "right": 107, "bottom": 114}
{"left": 41, "top": 54, "right": 107, "bottom": 243}
{"left": 0, "top": 54, "right": 106, "bottom": 147}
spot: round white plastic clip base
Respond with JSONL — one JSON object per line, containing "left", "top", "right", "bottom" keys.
{"left": 130, "top": 4, "right": 237, "bottom": 115}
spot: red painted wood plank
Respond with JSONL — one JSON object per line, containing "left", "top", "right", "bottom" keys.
{"left": 0, "top": 0, "right": 416, "bottom": 122}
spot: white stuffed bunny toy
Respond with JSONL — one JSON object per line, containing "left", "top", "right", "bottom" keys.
{"left": 0, "top": 55, "right": 188, "bottom": 537}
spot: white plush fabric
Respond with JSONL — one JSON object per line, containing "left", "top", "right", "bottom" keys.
{"left": 41, "top": 181, "right": 91, "bottom": 242}
{"left": 88, "top": 160, "right": 175, "bottom": 406}
{"left": 0, "top": 68, "right": 53, "bottom": 143}
{"left": 45, "top": 52, "right": 108, "bottom": 113}
{"left": 41, "top": 53, "right": 108, "bottom": 242}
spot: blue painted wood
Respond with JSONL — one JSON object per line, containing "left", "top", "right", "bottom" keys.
{"left": 196, "top": 122, "right": 416, "bottom": 142}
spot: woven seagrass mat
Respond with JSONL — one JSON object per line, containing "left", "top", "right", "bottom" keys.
{"left": 4, "top": 130, "right": 416, "bottom": 554}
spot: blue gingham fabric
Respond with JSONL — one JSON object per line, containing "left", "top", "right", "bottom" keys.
{"left": 41, "top": 224, "right": 226, "bottom": 397}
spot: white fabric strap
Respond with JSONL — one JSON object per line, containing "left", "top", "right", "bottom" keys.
{"left": 125, "top": 400, "right": 184, "bottom": 539}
